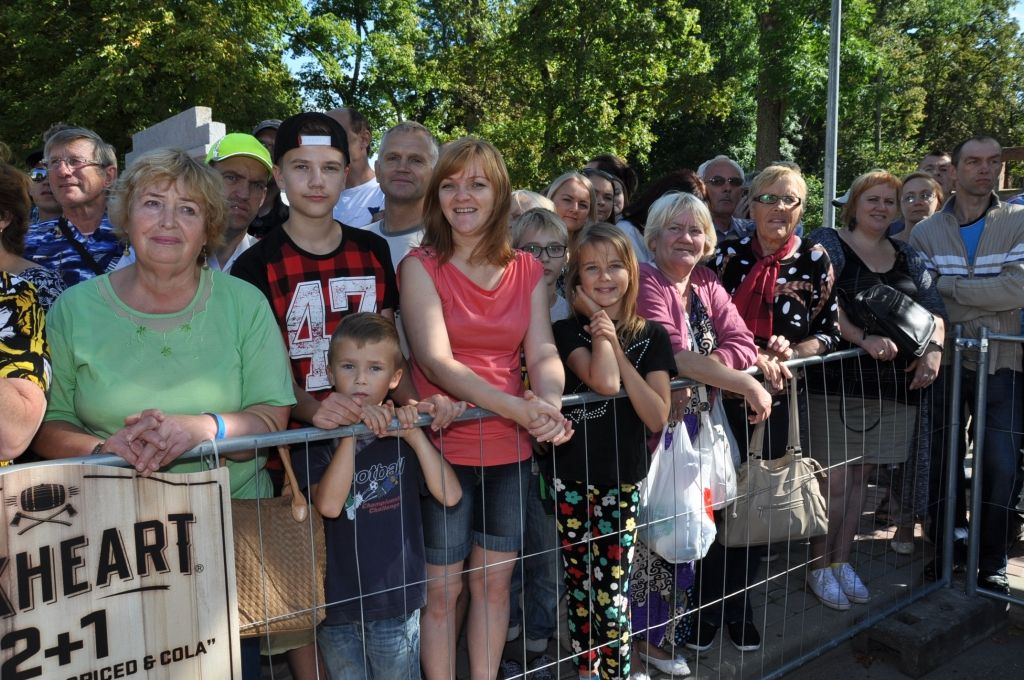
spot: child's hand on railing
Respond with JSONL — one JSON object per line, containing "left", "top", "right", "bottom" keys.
{"left": 312, "top": 392, "right": 364, "bottom": 430}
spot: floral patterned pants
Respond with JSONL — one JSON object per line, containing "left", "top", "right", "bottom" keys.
{"left": 554, "top": 479, "right": 639, "bottom": 680}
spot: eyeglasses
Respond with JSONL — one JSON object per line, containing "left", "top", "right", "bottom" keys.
{"left": 29, "top": 167, "right": 47, "bottom": 183}
{"left": 518, "top": 244, "right": 567, "bottom": 259}
{"left": 902, "top": 191, "right": 935, "bottom": 204}
{"left": 752, "top": 193, "right": 802, "bottom": 207}
{"left": 706, "top": 176, "right": 743, "bottom": 187}
{"left": 45, "top": 156, "right": 103, "bottom": 171}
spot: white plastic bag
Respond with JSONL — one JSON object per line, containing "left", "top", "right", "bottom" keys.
{"left": 637, "top": 423, "right": 717, "bottom": 563}
{"left": 696, "top": 385, "right": 738, "bottom": 510}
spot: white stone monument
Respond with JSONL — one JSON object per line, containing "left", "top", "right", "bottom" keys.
{"left": 125, "top": 106, "right": 226, "bottom": 166}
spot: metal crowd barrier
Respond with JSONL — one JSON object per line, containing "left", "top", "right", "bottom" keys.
{"left": 4, "top": 345, "right": 973, "bottom": 679}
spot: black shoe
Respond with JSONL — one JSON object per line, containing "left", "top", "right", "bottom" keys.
{"left": 978, "top": 571, "right": 1010, "bottom": 595}
{"left": 684, "top": 617, "right": 718, "bottom": 652}
{"left": 953, "top": 538, "right": 968, "bottom": 570}
{"left": 727, "top": 620, "right": 761, "bottom": 652}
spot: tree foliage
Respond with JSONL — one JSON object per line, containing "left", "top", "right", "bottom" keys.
{"left": 294, "top": 0, "right": 713, "bottom": 187}
{"left": 2, "top": 0, "right": 1022, "bottom": 203}
{"left": 0, "top": 0, "right": 302, "bottom": 162}
{"left": 644, "top": 0, "right": 1024, "bottom": 210}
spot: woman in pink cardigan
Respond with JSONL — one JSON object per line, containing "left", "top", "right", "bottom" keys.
{"left": 630, "top": 191, "right": 771, "bottom": 673}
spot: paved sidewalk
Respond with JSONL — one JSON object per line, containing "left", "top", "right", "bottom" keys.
{"left": 261, "top": 492, "right": 1023, "bottom": 679}
{"left": 783, "top": 609, "right": 1024, "bottom": 680}
{"left": 499, "top": 503, "right": 1024, "bottom": 679}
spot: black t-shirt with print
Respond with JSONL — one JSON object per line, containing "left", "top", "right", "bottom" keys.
{"left": 553, "top": 316, "right": 675, "bottom": 486}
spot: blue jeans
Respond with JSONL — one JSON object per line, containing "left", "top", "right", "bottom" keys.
{"left": 240, "top": 637, "right": 260, "bottom": 680}
{"left": 930, "top": 369, "right": 1023, "bottom": 574}
{"left": 317, "top": 611, "right": 421, "bottom": 680}
{"left": 967, "top": 369, "right": 1023, "bottom": 573}
{"left": 509, "top": 465, "right": 563, "bottom": 642}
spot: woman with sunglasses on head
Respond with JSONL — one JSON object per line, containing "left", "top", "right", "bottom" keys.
{"left": 0, "top": 161, "right": 65, "bottom": 310}
{"left": 26, "top": 155, "right": 63, "bottom": 226}
{"left": 691, "top": 164, "right": 839, "bottom": 652}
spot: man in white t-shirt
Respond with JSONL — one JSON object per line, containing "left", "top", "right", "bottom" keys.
{"left": 327, "top": 107, "right": 385, "bottom": 227}
{"left": 364, "top": 122, "right": 438, "bottom": 270}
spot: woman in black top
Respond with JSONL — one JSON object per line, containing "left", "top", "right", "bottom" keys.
{"left": 807, "top": 171, "right": 945, "bottom": 610}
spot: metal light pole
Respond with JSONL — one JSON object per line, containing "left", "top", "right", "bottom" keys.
{"left": 823, "top": 0, "right": 842, "bottom": 229}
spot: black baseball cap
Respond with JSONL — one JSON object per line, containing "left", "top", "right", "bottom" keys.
{"left": 252, "top": 119, "right": 282, "bottom": 136}
{"left": 273, "top": 112, "right": 349, "bottom": 166}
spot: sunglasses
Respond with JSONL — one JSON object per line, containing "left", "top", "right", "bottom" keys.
{"left": 29, "top": 167, "right": 47, "bottom": 183}
{"left": 752, "top": 193, "right": 802, "bottom": 207}
{"left": 706, "top": 175, "right": 743, "bottom": 187}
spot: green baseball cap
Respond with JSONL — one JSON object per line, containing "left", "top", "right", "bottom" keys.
{"left": 206, "top": 133, "right": 273, "bottom": 173}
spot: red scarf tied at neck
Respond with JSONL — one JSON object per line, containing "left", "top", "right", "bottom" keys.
{"left": 732, "top": 234, "right": 797, "bottom": 342}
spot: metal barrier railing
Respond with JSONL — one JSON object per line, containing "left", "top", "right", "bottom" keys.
{"left": 4, "top": 346, "right": 962, "bottom": 679}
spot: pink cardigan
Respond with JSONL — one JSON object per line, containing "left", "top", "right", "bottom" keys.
{"left": 637, "top": 262, "right": 757, "bottom": 370}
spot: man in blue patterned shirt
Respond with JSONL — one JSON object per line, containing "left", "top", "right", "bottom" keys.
{"left": 24, "top": 127, "right": 121, "bottom": 287}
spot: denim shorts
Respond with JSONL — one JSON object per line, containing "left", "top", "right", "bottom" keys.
{"left": 317, "top": 610, "right": 420, "bottom": 680}
{"left": 422, "top": 460, "right": 531, "bottom": 564}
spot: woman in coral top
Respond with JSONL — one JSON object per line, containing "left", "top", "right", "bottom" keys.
{"left": 400, "top": 137, "right": 573, "bottom": 680}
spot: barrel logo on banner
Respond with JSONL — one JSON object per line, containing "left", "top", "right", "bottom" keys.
{"left": 0, "top": 464, "right": 238, "bottom": 679}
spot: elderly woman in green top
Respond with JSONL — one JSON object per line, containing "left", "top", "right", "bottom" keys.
{"left": 34, "top": 148, "right": 294, "bottom": 496}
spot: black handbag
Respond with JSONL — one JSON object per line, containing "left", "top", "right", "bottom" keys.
{"left": 849, "top": 283, "right": 936, "bottom": 357}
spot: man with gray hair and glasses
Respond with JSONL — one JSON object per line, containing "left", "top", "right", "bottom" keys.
{"left": 24, "top": 127, "right": 121, "bottom": 287}
{"left": 697, "top": 154, "right": 755, "bottom": 242}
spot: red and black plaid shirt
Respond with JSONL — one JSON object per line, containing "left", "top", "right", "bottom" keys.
{"left": 233, "top": 223, "right": 398, "bottom": 399}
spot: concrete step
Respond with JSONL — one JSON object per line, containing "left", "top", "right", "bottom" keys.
{"left": 851, "top": 588, "right": 1008, "bottom": 678}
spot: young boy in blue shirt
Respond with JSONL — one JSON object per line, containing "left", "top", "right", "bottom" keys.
{"left": 302, "top": 313, "right": 461, "bottom": 679}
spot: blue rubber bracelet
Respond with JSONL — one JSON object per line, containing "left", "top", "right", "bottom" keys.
{"left": 204, "top": 412, "right": 226, "bottom": 440}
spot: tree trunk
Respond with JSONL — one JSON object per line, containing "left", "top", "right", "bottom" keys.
{"left": 874, "top": 72, "right": 883, "bottom": 155}
{"left": 755, "top": 11, "right": 782, "bottom": 169}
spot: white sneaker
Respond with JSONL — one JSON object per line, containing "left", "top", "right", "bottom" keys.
{"left": 636, "top": 648, "right": 691, "bottom": 676}
{"left": 807, "top": 567, "right": 851, "bottom": 611}
{"left": 526, "top": 637, "right": 549, "bottom": 653}
{"left": 832, "top": 563, "right": 870, "bottom": 603}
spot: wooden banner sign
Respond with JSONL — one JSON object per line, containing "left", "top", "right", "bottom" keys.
{"left": 0, "top": 464, "right": 239, "bottom": 679}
